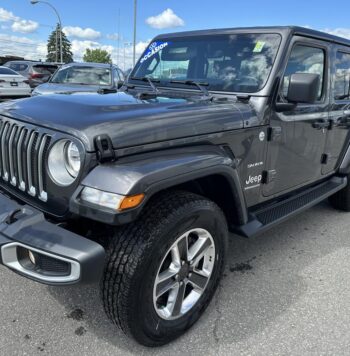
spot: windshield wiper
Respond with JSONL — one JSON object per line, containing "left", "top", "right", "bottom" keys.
{"left": 170, "top": 80, "right": 212, "bottom": 98}
{"left": 130, "top": 76, "right": 160, "bottom": 94}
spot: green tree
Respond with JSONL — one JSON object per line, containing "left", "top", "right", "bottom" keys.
{"left": 83, "top": 48, "right": 112, "bottom": 64}
{"left": 46, "top": 23, "right": 73, "bottom": 63}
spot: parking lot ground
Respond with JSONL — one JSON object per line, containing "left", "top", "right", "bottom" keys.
{"left": 1, "top": 201, "right": 350, "bottom": 355}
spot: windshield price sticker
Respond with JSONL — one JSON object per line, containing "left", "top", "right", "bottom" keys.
{"left": 253, "top": 41, "right": 265, "bottom": 53}
{"left": 140, "top": 41, "right": 169, "bottom": 63}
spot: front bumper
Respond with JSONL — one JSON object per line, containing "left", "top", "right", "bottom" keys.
{"left": 0, "top": 190, "right": 105, "bottom": 285}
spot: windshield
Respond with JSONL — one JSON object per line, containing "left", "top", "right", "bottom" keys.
{"left": 131, "top": 33, "right": 281, "bottom": 93}
{"left": 50, "top": 66, "right": 112, "bottom": 86}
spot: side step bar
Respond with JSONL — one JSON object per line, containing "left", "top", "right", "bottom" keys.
{"left": 235, "top": 176, "right": 347, "bottom": 238}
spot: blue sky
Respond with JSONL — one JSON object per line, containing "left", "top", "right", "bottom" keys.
{"left": 1, "top": 0, "right": 350, "bottom": 69}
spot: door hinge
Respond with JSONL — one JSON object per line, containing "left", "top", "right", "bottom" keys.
{"left": 321, "top": 154, "right": 328, "bottom": 165}
{"left": 267, "top": 127, "right": 282, "bottom": 141}
{"left": 94, "top": 134, "right": 116, "bottom": 163}
{"left": 262, "top": 169, "right": 277, "bottom": 184}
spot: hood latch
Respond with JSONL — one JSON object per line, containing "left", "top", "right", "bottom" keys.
{"left": 94, "top": 134, "right": 116, "bottom": 163}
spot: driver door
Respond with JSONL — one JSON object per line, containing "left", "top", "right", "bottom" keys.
{"left": 263, "top": 37, "right": 330, "bottom": 197}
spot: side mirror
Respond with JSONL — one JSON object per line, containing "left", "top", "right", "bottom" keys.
{"left": 116, "top": 80, "right": 124, "bottom": 89}
{"left": 287, "top": 73, "right": 320, "bottom": 104}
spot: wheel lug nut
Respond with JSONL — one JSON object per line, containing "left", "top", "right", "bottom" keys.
{"left": 175, "top": 274, "right": 179, "bottom": 280}
{"left": 181, "top": 261, "right": 185, "bottom": 266}
{"left": 188, "top": 273, "right": 192, "bottom": 278}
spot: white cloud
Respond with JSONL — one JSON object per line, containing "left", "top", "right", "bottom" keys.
{"left": 63, "top": 26, "right": 101, "bottom": 40}
{"left": 11, "top": 19, "right": 38, "bottom": 34}
{"left": 0, "top": 7, "right": 38, "bottom": 34}
{"left": 70, "top": 40, "right": 101, "bottom": 60}
{"left": 70, "top": 38, "right": 150, "bottom": 70}
{"left": 146, "top": 8, "right": 184, "bottom": 29}
{"left": 323, "top": 28, "right": 350, "bottom": 40}
{"left": 0, "top": 33, "right": 46, "bottom": 60}
{"left": 0, "top": 8, "right": 18, "bottom": 22}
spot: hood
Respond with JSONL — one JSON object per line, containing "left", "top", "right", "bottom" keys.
{"left": 33, "top": 82, "right": 103, "bottom": 95}
{"left": 0, "top": 91, "right": 248, "bottom": 151}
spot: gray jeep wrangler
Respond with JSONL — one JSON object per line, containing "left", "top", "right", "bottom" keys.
{"left": 0, "top": 26, "right": 350, "bottom": 346}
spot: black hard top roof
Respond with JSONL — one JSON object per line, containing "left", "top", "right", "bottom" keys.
{"left": 156, "top": 26, "right": 350, "bottom": 47}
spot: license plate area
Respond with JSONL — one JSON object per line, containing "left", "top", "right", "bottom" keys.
{"left": 10, "top": 82, "right": 18, "bottom": 87}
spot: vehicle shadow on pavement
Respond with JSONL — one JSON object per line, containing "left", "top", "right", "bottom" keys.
{"left": 47, "top": 201, "right": 350, "bottom": 354}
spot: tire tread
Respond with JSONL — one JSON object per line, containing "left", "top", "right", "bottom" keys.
{"left": 101, "top": 190, "right": 227, "bottom": 344}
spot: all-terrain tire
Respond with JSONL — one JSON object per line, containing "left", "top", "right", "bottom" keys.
{"left": 101, "top": 190, "right": 228, "bottom": 346}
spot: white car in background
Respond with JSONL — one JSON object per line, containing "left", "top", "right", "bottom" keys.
{"left": 0, "top": 66, "right": 31, "bottom": 98}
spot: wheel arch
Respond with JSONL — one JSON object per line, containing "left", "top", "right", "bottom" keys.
{"left": 71, "top": 145, "right": 248, "bottom": 227}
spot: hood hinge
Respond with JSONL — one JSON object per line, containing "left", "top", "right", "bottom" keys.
{"left": 94, "top": 134, "right": 116, "bottom": 163}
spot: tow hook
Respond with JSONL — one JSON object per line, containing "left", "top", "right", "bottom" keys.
{"left": 4, "top": 208, "right": 23, "bottom": 225}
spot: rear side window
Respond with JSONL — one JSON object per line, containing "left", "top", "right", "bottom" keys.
{"left": 0, "top": 67, "right": 18, "bottom": 75}
{"left": 282, "top": 45, "right": 325, "bottom": 100}
{"left": 33, "top": 65, "right": 58, "bottom": 75}
{"left": 8, "top": 63, "right": 28, "bottom": 72}
{"left": 334, "top": 51, "right": 350, "bottom": 100}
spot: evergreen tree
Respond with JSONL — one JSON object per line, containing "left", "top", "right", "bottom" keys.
{"left": 83, "top": 48, "right": 112, "bottom": 64}
{"left": 46, "top": 23, "right": 73, "bottom": 63}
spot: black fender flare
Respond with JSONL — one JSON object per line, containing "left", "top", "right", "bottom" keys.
{"left": 70, "top": 145, "right": 247, "bottom": 226}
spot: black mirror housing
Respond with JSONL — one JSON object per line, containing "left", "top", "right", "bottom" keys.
{"left": 287, "top": 73, "right": 320, "bottom": 104}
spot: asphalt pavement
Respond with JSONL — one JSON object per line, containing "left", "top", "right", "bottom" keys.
{"left": 1, "top": 201, "right": 350, "bottom": 355}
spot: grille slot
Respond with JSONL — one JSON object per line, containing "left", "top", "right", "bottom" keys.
{"left": 0, "top": 119, "right": 51, "bottom": 201}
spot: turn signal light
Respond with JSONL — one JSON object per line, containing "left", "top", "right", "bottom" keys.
{"left": 80, "top": 187, "right": 145, "bottom": 211}
{"left": 120, "top": 194, "right": 145, "bottom": 210}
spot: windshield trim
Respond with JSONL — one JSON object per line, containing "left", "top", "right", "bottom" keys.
{"left": 128, "top": 32, "right": 283, "bottom": 95}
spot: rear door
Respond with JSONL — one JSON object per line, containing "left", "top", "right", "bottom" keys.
{"left": 263, "top": 37, "right": 330, "bottom": 197}
{"left": 322, "top": 48, "right": 350, "bottom": 174}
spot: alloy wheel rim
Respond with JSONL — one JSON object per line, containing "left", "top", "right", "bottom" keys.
{"left": 153, "top": 228, "right": 216, "bottom": 320}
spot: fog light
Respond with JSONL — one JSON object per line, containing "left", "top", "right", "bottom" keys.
{"left": 28, "top": 250, "right": 36, "bottom": 265}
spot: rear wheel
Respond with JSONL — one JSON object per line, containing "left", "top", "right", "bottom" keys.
{"left": 101, "top": 191, "right": 228, "bottom": 346}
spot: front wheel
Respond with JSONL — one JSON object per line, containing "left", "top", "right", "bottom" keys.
{"left": 101, "top": 191, "right": 228, "bottom": 346}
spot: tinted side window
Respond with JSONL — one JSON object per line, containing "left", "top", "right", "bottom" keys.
{"left": 334, "top": 51, "right": 350, "bottom": 100}
{"left": 9, "top": 63, "right": 28, "bottom": 72}
{"left": 282, "top": 45, "right": 325, "bottom": 100}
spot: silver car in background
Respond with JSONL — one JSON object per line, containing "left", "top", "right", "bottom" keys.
{"left": 32, "top": 62, "right": 125, "bottom": 96}
{"left": 0, "top": 66, "right": 31, "bottom": 98}
{"left": 4, "top": 61, "right": 60, "bottom": 88}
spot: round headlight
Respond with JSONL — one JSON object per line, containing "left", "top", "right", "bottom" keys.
{"left": 48, "top": 139, "right": 82, "bottom": 186}
{"left": 65, "top": 142, "right": 81, "bottom": 178}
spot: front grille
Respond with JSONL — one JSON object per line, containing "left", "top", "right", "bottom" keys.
{"left": 0, "top": 119, "right": 51, "bottom": 201}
